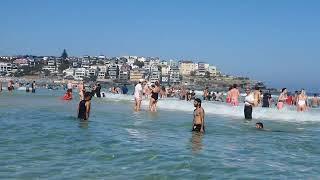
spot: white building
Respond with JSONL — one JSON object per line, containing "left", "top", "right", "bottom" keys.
{"left": 208, "top": 65, "right": 217, "bottom": 76}
{"left": 63, "top": 68, "right": 75, "bottom": 78}
{"left": 87, "top": 68, "right": 98, "bottom": 76}
{"left": 97, "top": 65, "right": 107, "bottom": 80}
{"left": 169, "top": 66, "right": 181, "bottom": 84}
{"left": 137, "top": 57, "right": 146, "bottom": 62}
{"left": 161, "top": 65, "right": 170, "bottom": 75}
{"left": 169, "top": 59, "right": 178, "bottom": 67}
{"left": 0, "top": 62, "right": 12, "bottom": 73}
{"left": 125, "top": 56, "right": 138, "bottom": 65}
{"left": 160, "top": 61, "right": 168, "bottom": 66}
{"left": 149, "top": 65, "right": 161, "bottom": 83}
{"left": 74, "top": 68, "right": 86, "bottom": 80}
{"left": 180, "top": 61, "right": 195, "bottom": 76}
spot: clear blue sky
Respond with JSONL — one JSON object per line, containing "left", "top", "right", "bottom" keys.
{"left": 1, "top": 0, "right": 320, "bottom": 91}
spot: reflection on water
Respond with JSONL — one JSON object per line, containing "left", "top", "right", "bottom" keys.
{"left": 190, "top": 132, "right": 204, "bottom": 154}
{"left": 79, "top": 120, "right": 89, "bottom": 129}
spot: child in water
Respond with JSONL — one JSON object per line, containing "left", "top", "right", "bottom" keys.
{"left": 77, "top": 92, "right": 91, "bottom": 120}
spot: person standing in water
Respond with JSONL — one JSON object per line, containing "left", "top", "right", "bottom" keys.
{"left": 95, "top": 83, "right": 101, "bottom": 98}
{"left": 244, "top": 89, "right": 255, "bottom": 120}
{"left": 230, "top": 84, "right": 240, "bottom": 106}
{"left": 262, "top": 90, "right": 272, "bottom": 108}
{"left": 78, "top": 81, "right": 85, "bottom": 100}
{"left": 26, "top": 83, "right": 30, "bottom": 93}
{"left": 0, "top": 81, "right": 2, "bottom": 92}
{"left": 160, "top": 86, "right": 167, "bottom": 99}
{"left": 192, "top": 98, "right": 205, "bottom": 133}
{"left": 297, "top": 89, "right": 308, "bottom": 112}
{"left": 7, "top": 80, "right": 14, "bottom": 94}
{"left": 77, "top": 92, "right": 91, "bottom": 120}
{"left": 253, "top": 86, "right": 261, "bottom": 107}
{"left": 277, "top": 88, "right": 288, "bottom": 110}
{"left": 226, "top": 86, "right": 232, "bottom": 104}
{"left": 203, "top": 87, "right": 209, "bottom": 101}
{"left": 134, "top": 80, "right": 143, "bottom": 111}
{"left": 122, "top": 84, "right": 128, "bottom": 94}
{"left": 31, "top": 81, "right": 36, "bottom": 93}
{"left": 311, "top": 94, "right": 320, "bottom": 108}
{"left": 143, "top": 81, "right": 151, "bottom": 99}
{"left": 149, "top": 81, "right": 160, "bottom": 112}
{"left": 67, "top": 81, "right": 73, "bottom": 93}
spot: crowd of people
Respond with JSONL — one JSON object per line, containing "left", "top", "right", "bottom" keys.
{"left": 0, "top": 80, "right": 36, "bottom": 94}
{"left": 2, "top": 78, "right": 319, "bottom": 133}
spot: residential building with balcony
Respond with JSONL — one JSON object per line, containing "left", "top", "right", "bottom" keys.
{"left": 197, "top": 62, "right": 207, "bottom": 76}
{"left": 0, "top": 62, "right": 12, "bottom": 73}
{"left": 74, "top": 68, "right": 86, "bottom": 80}
{"left": 149, "top": 65, "right": 161, "bottom": 83}
{"left": 108, "top": 64, "right": 119, "bottom": 79}
{"left": 180, "top": 61, "right": 195, "bottom": 76}
{"left": 130, "top": 68, "right": 144, "bottom": 82}
{"left": 169, "top": 66, "right": 181, "bottom": 84}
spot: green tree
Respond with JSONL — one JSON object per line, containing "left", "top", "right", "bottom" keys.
{"left": 58, "top": 61, "right": 69, "bottom": 73}
{"left": 59, "top": 49, "right": 70, "bottom": 72}
{"left": 89, "top": 75, "right": 98, "bottom": 82}
{"left": 133, "top": 60, "right": 144, "bottom": 68}
{"left": 205, "top": 71, "right": 211, "bottom": 78}
{"left": 43, "top": 69, "right": 51, "bottom": 76}
{"left": 61, "top": 49, "right": 68, "bottom": 60}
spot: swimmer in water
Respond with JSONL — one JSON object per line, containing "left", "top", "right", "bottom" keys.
{"left": 192, "top": 98, "right": 205, "bottom": 133}
{"left": 256, "top": 122, "right": 264, "bottom": 129}
{"left": 77, "top": 92, "right": 91, "bottom": 120}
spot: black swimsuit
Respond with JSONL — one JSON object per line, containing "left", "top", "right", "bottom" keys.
{"left": 78, "top": 100, "right": 87, "bottom": 120}
{"left": 151, "top": 91, "right": 159, "bottom": 101}
{"left": 192, "top": 124, "right": 204, "bottom": 132}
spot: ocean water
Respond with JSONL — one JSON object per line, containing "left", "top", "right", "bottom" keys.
{"left": 0, "top": 89, "right": 320, "bottom": 179}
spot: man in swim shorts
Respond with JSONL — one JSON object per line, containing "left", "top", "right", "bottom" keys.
{"left": 192, "top": 98, "right": 205, "bottom": 133}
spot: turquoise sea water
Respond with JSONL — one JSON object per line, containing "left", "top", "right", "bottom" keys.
{"left": 0, "top": 89, "right": 320, "bottom": 179}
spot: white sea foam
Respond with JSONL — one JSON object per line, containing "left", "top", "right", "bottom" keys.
{"left": 101, "top": 93, "right": 320, "bottom": 122}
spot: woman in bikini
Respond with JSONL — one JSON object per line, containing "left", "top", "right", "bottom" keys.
{"left": 277, "top": 88, "right": 288, "bottom": 110}
{"left": 297, "top": 89, "right": 308, "bottom": 112}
